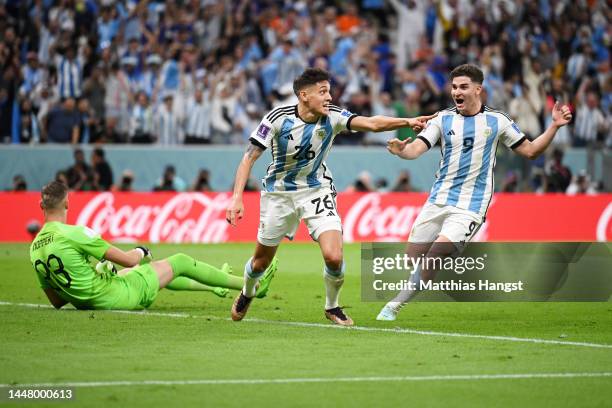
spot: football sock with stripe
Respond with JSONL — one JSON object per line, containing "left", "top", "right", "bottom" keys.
{"left": 324, "top": 262, "right": 345, "bottom": 310}
{"left": 243, "top": 257, "right": 264, "bottom": 298}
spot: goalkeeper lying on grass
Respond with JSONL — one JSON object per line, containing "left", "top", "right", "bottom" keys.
{"left": 29, "top": 180, "right": 276, "bottom": 310}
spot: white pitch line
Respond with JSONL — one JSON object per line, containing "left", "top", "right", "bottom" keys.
{"left": 1, "top": 372, "right": 611, "bottom": 389}
{"left": 2, "top": 300, "right": 612, "bottom": 349}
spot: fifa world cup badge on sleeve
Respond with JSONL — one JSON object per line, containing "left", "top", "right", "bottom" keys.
{"left": 257, "top": 124, "right": 271, "bottom": 140}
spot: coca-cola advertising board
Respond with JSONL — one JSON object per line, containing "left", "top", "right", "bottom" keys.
{"left": 0, "top": 192, "right": 610, "bottom": 242}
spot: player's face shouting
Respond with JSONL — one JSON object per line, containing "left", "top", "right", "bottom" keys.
{"left": 305, "top": 81, "right": 332, "bottom": 116}
{"left": 451, "top": 76, "right": 482, "bottom": 115}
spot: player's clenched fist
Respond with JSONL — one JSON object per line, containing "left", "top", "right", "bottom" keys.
{"left": 226, "top": 199, "right": 244, "bottom": 226}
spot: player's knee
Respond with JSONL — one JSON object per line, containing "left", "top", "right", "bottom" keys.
{"left": 323, "top": 252, "right": 343, "bottom": 271}
{"left": 166, "top": 253, "right": 193, "bottom": 275}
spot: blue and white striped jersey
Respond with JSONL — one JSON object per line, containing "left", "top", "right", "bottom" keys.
{"left": 418, "top": 105, "right": 526, "bottom": 219}
{"left": 250, "top": 105, "right": 357, "bottom": 192}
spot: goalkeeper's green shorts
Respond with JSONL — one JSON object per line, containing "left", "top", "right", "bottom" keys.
{"left": 92, "top": 264, "right": 160, "bottom": 310}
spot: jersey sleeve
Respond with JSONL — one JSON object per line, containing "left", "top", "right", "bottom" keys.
{"left": 416, "top": 115, "right": 442, "bottom": 149}
{"left": 499, "top": 116, "right": 527, "bottom": 149}
{"left": 65, "top": 225, "right": 111, "bottom": 260}
{"left": 328, "top": 106, "right": 358, "bottom": 134}
{"left": 248, "top": 117, "right": 277, "bottom": 150}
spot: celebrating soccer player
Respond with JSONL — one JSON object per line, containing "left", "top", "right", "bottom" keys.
{"left": 30, "top": 181, "right": 276, "bottom": 310}
{"left": 377, "top": 64, "right": 573, "bottom": 321}
{"left": 226, "top": 68, "right": 435, "bottom": 326}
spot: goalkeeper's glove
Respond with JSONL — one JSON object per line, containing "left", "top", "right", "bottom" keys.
{"left": 135, "top": 246, "right": 153, "bottom": 265}
{"left": 95, "top": 259, "right": 117, "bottom": 275}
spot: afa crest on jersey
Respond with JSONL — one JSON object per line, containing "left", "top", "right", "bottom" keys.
{"left": 483, "top": 127, "right": 492, "bottom": 137}
{"left": 315, "top": 129, "right": 326, "bottom": 139}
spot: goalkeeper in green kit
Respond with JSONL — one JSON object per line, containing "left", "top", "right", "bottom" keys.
{"left": 30, "top": 181, "right": 277, "bottom": 310}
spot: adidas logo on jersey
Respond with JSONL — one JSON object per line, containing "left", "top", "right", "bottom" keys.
{"left": 327, "top": 211, "right": 335, "bottom": 216}
{"left": 446, "top": 130, "right": 455, "bottom": 136}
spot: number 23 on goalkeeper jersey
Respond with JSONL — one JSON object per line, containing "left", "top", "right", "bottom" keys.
{"left": 249, "top": 104, "right": 357, "bottom": 193}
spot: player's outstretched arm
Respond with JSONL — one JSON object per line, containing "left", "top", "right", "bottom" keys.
{"left": 349, "top": 113, "right": 437, "bottom": 133}
{"left": 43, "top": 288, "right": 68, "bottom": 309}
{"left": 387, "top": 137, "right": 430, "bottom": 160}
{"left": 103, "top": 246, "right": 150, "bottom": 267}
{"left": 514, "top": 102, "right": 572, "bottom": 160}
{"left": 226, "top": 143, "right": 264, "bottom": 226}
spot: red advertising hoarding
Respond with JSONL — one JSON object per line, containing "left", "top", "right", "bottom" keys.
{"left": 0, "top": 192, "right": 610, "bottom": 243}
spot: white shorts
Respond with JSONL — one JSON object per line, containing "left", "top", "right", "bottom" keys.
{"left": 409, "top": 202, "right": 482, "bottom": 245}
{"left": 257, "top": 187, "right": 342, "bottom": 246}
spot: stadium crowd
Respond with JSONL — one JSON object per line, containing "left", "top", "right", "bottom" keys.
{"left": 0, "top": 0, "right": 609, "bottom": 193}
{"left": 0, "top": 0, "right": 609, "bottom": 147}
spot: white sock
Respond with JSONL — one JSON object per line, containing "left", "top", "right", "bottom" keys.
{"left": 324, "top": 262, "right": 345, "bottom": 310}
{"left": 243, "top": 257, "right": 263, "bottom": 298}
{"left": 387, "top": 264, "right": 423, "bottom": 311}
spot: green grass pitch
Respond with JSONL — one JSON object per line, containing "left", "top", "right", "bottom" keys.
{"left": 1, "top": 243, "right": 611, "bottom": 407}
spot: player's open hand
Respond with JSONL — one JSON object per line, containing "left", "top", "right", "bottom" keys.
{"left": 226, "top": 199, "right": 244, "bottom": 226}
{"left": 407, "top": 112, "right": 438, "bottom": 132}
{"left": 387, "top": 138, "right": 410, "bottom": 156}
{"left": 552, "top": 101, "right": 572, "bottom": 127}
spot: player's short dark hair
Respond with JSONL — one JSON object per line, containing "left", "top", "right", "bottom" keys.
{"left": 41, "top": 180, "right": 68, "bottom": 211}
{"left": 450, "top": 64, "right": 484, "bottom": 84}
{"left": 293, "top": 68, "right": 331, "bottom": 96}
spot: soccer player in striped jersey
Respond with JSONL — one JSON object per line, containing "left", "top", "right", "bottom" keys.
{"left": 226, "top": 68, "right": 435, "bottom": 326}
{"left": 376, "top": 64, "right": 573, "bottom": 321}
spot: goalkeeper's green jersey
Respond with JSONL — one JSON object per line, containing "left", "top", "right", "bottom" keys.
{"left": 29, "top": 221, "right": 112, "bottom": 308}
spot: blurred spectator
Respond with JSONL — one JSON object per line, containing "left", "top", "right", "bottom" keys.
{"left": 129, "top": 92, "right": 155, "bottom": 143}
{"left": 66, "top": 148, "right": 96, "bottom": 191}
{"left": 346, "top": 171, "right": 375, "bottom": 192}
{"left": 20, "top": 52, "right": 43, "bottom": 96}
{"left": 81, "top": 64, "right": 106, "bottom": 129}
{"left": 78, "top": 99, "right": 96, "bottom": 144}
{"left": 388, "top": 0, "right": 426, "bottom": 70}
{"left": 501, "top": 171, "right": 519, "bottom": 193}
{"left": 184, "top": 89, "right": 212, "bottom": 144}
{"left": 545, "top": 149, "right": 572, "bottom": 193}
{"left": 55, "top": 170, "right": 69, "bottom": 186}
{"left": 154, "top": 165, "right": 186, "bottom": 192}
{"left": 391, "top": 170, "right": 415, "bottom": 192}
{"left": 12, "top": 175, "right": 27, "bottom": 191}
{"left": 55, "top": 44, "right": 83, "bottom": 99}
{"left": 574, "top": 78, "right": 607, "bottom": 146}
{"left": 508, "top": 83, "right": 541, "bottom": 141}
{"left": 566, "top": 170, "right": 597, "bottom": 195}
{"left": 155, "top": 93, "right": 182, "bottom": 145}
{"left": 365, "top": 71, "right": 396, "bottom": 145}
{"left": 192, "top": 169, "right": 212, "bottom": 192}
{"left": 91, "top": 148, "right": 113, "bottom": 191}
{"left": 112, "top": 169, "right": 135, "bottom": 192}
{"left": 44, "top": 98, "right": 80, "bottom": 144}
{"left": 104, "top": 62, "right": 131, "bottom": 143}
{"left": 375, "top": 177, "right": 389, "bottom": 192}
{"left": 18, "top": 100, "right": 41, "bottom": 144}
